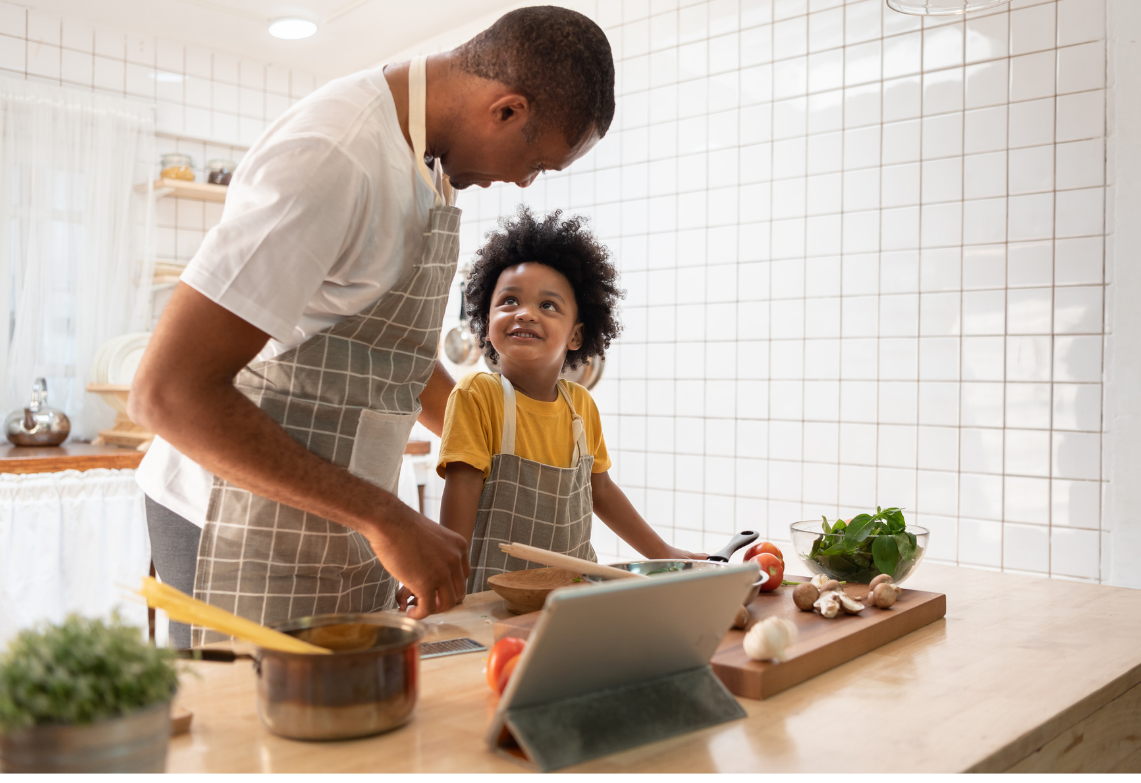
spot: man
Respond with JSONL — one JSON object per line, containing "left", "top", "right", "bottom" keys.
{"left": 130, "top": 6, "right": 615, "bottom": 647}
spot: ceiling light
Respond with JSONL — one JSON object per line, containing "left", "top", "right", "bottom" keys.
{"left": 268, "top": 18, "right": 317, "bottom": 40}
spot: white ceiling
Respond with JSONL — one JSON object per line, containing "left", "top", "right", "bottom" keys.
{"left": 32, "top": 0, "right": 519, "bottom": 77}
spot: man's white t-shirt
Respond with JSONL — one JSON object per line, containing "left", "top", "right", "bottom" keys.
{"left": 135, "top": 65, "right": 441, "bottom": 528}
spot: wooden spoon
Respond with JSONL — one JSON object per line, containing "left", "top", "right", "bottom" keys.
{"left": 498, "top": 542, "right": 648, "bottom": 581}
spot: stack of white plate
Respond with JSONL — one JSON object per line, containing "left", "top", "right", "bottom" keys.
{"left": 91, "top": 333, "right": 152, "bottom": 386}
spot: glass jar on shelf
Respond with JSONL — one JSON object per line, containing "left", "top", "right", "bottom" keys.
{"left": 160, "top": 153, "right": 195, "bottom": 182}
{"left": 206, "top": 159, "right": 236, "bottom": 186}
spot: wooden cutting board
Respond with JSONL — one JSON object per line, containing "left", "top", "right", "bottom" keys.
{"left": 494, "top": 576, "right": 946, "bottom": 701}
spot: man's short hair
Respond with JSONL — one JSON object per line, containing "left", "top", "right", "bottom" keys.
{"left": 456, "top": 6, "right": 615, "bottom": 145}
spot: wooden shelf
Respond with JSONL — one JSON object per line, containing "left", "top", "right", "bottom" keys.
{"left": 405, "top": 440, "right": 431, "bottom": 456}
{"left": 136, "top": 178, "right": 227, "bottom": 202}
{"left": 0, "top": 443, "right": 145, "bottom": 474}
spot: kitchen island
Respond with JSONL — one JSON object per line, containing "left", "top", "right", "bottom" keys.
{"left": 167, "top": 564, "right": 1141, "bottom": 773}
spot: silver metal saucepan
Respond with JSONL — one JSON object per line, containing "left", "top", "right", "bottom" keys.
{"left": 178, "top": 612, "right": 426, "bottom": 741}
{"left": 581, "top": 530, "right": 768, "bottom": 604}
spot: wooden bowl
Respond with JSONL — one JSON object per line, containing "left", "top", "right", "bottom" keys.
{"left": 487, "top": 567, "right": 581, "bottom": 614}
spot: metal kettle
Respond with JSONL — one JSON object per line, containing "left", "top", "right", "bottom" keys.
{"left": 5, "top": 378, "right": 70, "bottom": 446}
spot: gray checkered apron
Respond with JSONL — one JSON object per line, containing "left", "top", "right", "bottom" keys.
{"left": 191, "top": 56, "right": 460, "bottom": 644}
{"left": 467, "top": 374, "right": 597, "bottom": 593}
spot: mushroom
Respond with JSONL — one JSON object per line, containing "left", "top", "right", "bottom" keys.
{"left": 819, "top": 579, "right": 841, "bottom": 594}
{"left": 809, "top": 574, "right": 833, "bottom": 590}
{"left": 813, "top": 590, "right": 842, "bottom": 619}
{"left": 836, "top": 592, "right": 865, "bottom": 614}
{"left": 732, "top": 604, "right": 751, "bottom": 629}
{"left": 742, "top": 616, "right": 799, "bottom": 662}
{"left": 867, "top": 574, "right": 903, "bottom": 608}
{"left": 792, "top": 582, "right": 819, "bottom": 611}
{"left": 870, "top": 582, "right": 899, "bottom": 608}
{"left": 868, "top": 574, "right": 893, "bottom": 590}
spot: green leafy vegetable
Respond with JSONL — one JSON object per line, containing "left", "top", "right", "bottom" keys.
{"left": 805, "top": 507, "right": 924, "bottom": 584}
{"left": 0, "top": 612, "right": 179, "bottom": 732}
{"left": 872, "top": 535, "right": 899, "bottom": 576}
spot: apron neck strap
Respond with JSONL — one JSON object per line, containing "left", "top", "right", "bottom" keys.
{"left": 497, "top": 375, "right": 589, "bottom": 465}
{"left": 499, "top": 373, "right": 518, "bottom": 457}
{"left": 408, "top": 56, "right": 454, "bottom": 207}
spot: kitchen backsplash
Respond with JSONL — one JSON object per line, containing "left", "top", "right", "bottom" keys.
{"left": 0, "top": 2, "right": 324, "bottom": 146}
{"left": 1, "top": 0, "right": 1109, "bottom": 583}
{"left": 0, "top": 0, "right": 329, "bottom": 313}
{"left": 433, "top": 0, "right": 1109, "bottom": 583}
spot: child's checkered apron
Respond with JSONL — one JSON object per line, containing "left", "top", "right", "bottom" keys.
{"left": 467, "top": 374, "right": 598, "bottom": 593}
{"left": 191, "top": 56, "right": 460, "bottom": 645}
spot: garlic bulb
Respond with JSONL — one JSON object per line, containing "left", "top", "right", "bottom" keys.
{"left": 742, "top": 616, "right": 799, "bottom": 662}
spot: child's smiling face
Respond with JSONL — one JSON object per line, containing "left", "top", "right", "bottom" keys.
{"left": 488, "top": 262, "right": 584, "bottom": 375}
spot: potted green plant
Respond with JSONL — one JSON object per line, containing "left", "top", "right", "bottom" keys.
{"left": 0, "top": 612, "right": 179, "bottom": 773}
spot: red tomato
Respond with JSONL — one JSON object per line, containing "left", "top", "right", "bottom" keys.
{"left": 742, "top": 541, "right": 784, "bottom": 564}
{"left": 496, "top": 654, "right": 521, "bottom": 695}
{"left": 486, "top": 636, "right": 526, "bottom": 690}
{"left": 752, "top": 552, "right": 784, "bottom": 592}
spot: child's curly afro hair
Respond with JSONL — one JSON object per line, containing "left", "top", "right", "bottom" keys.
{"left": 465, "top": 206, "right": 623, "bottom": 370}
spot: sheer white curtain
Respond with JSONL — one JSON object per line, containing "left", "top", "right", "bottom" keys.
{"left": 0, "top": 469, "right": 150, "bottom": 647}
{"left": 0, "top": 76, "right": 155, "bottom": 439}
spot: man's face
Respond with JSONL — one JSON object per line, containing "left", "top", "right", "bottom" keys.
{"left": 438, "top": 96, "right": 601, "bottom": 190}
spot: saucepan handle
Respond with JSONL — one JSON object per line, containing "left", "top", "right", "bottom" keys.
{"left": 706, "top": 530, "right": 760, "bottom": 562}
{"left": 173, "top": 649, "right": 255, "bottom": 663}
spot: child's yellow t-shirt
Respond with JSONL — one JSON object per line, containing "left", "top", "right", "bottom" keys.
{"left": 437, "top": 372, "right": 611, "bottom": 479}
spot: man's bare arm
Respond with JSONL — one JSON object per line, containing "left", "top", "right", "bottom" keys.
{"left": 417, "top": 361, "right": 455, "bottom": 437}
{"left": 129, "top": 284, "right": 470, "bottom": 618}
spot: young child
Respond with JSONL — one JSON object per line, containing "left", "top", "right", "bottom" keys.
{"left": 417, "top": 206, "right": 699, "bottom": 596}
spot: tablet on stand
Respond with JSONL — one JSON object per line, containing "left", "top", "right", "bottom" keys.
{"left": 486, "top": 563, "right": 758, "bottom": 771}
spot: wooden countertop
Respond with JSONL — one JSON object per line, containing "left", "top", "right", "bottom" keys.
{"left": 0, "top": 443, "right": 145, "bottom": 474}
{"left": 0, "top": 440, "right": 432, "bottom": 475}
{"left": 166, "top": 564, "right": 1141, "bottom": 773}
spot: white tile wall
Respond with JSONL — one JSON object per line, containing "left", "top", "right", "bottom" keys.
{"left": 440, "top": 0, "right": 1107, "bottom": 581}
{"left": 0, "top": 1, "right": 330, "bottom": 298}
{"left": 0, "top": 3, "right": 325, "bottom": 145}
{"left": 8, "top": 0, "right": 1107, "bottom": 582}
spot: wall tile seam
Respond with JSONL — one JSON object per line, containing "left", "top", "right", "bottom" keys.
{"left": 0, "top": 34, "right": 314, "bottom": 97}
{"left": 583, "top": 188, "right": 1108, "bottom": 209}
{"left": 613, "top": 32, "right": 1100, "bottom": 72}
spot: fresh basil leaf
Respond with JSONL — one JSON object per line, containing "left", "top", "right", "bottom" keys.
{"left": 827, "top": 555, "right": 857, "bottom": 574}
{"left": 844, "top": 515, "right": 876, "bottom": 547}
{"left": 884, "top": 508, "right": 905, "bottom": 532}
{"left": 872, "top": 535, "right": 900, "bottom": 576}
{"left": 892, "top": 533, "right": 913, "bottom": 563}
{"left": 832, "top": 519, "right": 848, "bottom": 532}
{"left": 821, "top": 516, "right": 832, "bottom": 535}
{"left": 907, "top": 531, "right": 917, "bottom": 548}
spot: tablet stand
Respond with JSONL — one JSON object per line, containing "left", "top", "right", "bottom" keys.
{"left": 494, "top": 665, "right": 746, "bottom": 772}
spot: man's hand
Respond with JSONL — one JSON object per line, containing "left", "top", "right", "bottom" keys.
{"left": 131, "top": 284, "right": 470, "bottom": 615}
{"left": 363, "top": 499, "right": 470, "bottom": 618}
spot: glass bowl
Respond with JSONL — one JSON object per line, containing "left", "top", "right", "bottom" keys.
{"left": 789, "top": 519, "right": 930, "bottom": 585}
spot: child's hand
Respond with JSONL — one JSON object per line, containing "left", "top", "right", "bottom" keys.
{"left": 661, "top": 545, "right": 708, "bottom": 560}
